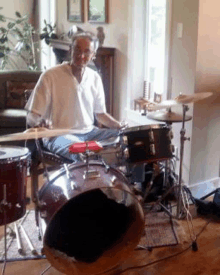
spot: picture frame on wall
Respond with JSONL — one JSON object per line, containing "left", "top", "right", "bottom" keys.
{"left": 88, "top": 0, "right": 108, "bottom": 23}
{"left": 67, "top": 0, "right": 84, "bottom": 22}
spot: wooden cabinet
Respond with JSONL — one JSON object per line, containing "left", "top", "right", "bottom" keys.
{"left": 94, "top": 47, "right": 115, "bottom": 115}
{"left": 52, "top": 42, "right": 115, "bottom": 115}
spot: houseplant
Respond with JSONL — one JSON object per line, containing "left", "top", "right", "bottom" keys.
{"left": 0, "top": 7, "right": 57, "bottom": 70}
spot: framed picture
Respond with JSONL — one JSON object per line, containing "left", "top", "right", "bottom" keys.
{"left": 67, "top": 0, "right": 84, "bottom": 22}
{"left": 88, "top": 0, "right": 108, "bottom": 23}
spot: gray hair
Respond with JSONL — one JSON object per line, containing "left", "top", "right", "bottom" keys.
{"left": 71, "top": 32, "right": 99, "bottom": 52}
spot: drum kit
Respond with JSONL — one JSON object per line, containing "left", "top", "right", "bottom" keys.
{"left": 0, "top": 92, "right": 212, "bottom": 275}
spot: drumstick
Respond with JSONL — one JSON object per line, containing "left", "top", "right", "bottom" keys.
{"left": 14, "top": 222, "right": 22, "bottom": 254}
{"left": 20, "top": 224, "right": 37, "bottom": 255}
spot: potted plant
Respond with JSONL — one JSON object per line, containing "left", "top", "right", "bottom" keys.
{"left": 0, "top": 7, "right": 58, "bottom": 70}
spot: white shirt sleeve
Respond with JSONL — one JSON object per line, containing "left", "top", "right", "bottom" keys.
{"left": 25, "top": 73, "right": 51, "bottom": 118}
{"left": 93, "top": 73, "right": 107, "bottom": 114}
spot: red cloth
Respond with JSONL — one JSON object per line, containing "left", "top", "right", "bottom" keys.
{"left": 69, "top": 141, "right": 103, "bottom": 154}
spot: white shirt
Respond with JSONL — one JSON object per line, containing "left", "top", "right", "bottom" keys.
{"left": 25, "top": 62, "right": 106, "bottom": 133}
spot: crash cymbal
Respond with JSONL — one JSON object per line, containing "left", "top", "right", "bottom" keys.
{"left": 149, "top": 92, "right": 213, "bottom": 111}
{"left": 0, "top": 127, "right": 83, "bottom": 142}
{"left": 147, "top": 111, "right": 192, "bottom": 123}
{"left": 149, "top": 100, "right": 179, "bottom": 111}
{"left": 174, "top": 92, "right": 213, "bottom": 104}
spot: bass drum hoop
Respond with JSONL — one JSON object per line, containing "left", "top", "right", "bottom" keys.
{"left": 39, "top": 161, "right": 145, "bottom": 275}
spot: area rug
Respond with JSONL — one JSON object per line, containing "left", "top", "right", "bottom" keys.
{"left": 0, "top": 210, "right": 45, "bottom": 262}
{"left": 0, "top": 207, "right": 180, "bottom": 263}
{"left": 138, "top": 210, "right": 179, "bottom": 249}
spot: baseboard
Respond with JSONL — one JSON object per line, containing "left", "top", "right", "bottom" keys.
{"left": 189, "top": 177, "right": 220, "bottom": 199}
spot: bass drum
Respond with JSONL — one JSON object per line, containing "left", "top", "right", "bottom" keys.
{"left": 38, "top": 161, "right": 145, "bottom": 275}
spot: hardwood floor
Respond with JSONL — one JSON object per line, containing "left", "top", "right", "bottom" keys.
{"left": 1, "top": 172, "right": 220, "bottom": 275}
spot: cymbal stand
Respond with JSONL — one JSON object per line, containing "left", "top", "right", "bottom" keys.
{"left": 35, "top": 139, "right": 50, "bottom": 183}
{"left": 163, "top": 119, "right": 173, "bottom": 209}
{"left": 176, "top": 104, "right": 190, "bottom": 219}
{"left": 0, "top": 184, "right": 11, "bottom": 275}
{"left": 32, "top": 138, "right": 50, "bottom": 240}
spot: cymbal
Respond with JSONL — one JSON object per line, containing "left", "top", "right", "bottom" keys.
{"left": 147, "top": 111, "right": 192, "bottom": 123}
{"left": 0, "top": 127, "right": 83, "bottom": 142}
{"left": 174, "top": 92, "right": 213, "bottom": 104}
{"left": 149, "top": 100, "right": 179, "bottom": 111}
{"left": 149, "top": 92, "right": 213, "bottom": 111}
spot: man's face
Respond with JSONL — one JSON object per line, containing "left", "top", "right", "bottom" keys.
{"left": 71, "top": 37, "right": 95, "bottom": 69}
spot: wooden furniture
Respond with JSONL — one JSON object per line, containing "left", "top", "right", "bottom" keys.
{"left": 94, "top": 47, "right": 115, "bottom": 115}
{"left": 0, "top": 70, "right": 41, "bottom": 146}
{"left": 50, "top": 40, "right": 115, "bottom": 115}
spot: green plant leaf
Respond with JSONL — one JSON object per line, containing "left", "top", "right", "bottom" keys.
{"left": 0, "top": 36, "right": 8, "bottom": 43}
{"left": 15, "top": 11, "right": 21, "bottom": 18}
{"left": 40, "top": 33, "right": 46, "bottom": 40}
{"left": 0, "top": 15, "right": 6, "bottom": 22}
{"left": 12, "top": 27, "right": 23, "bottom": 39}
{"left": 7, "top": 22, "right": 16, "bottom": 29}
{"left": 0, "top": 27, "right": 7, "bottom": 34}
{"left": 48, "top": 24, "right": 53, "bottom": 32}
{"left": 50, "top": 33, "right": 58, "bottom": 39}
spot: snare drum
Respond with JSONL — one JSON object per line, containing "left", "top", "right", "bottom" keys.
{"left": 122, "top": 124, "right": 174, "bottom": 164}
{"left": 38, "top": 161, "right": 144, "bottom": 275}
{"left": 0, "top": 146, "right": 30, "bottom": 225}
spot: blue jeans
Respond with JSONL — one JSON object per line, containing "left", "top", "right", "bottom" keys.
{"left": 43, "top": 127, "right": 119, "bottom": 162}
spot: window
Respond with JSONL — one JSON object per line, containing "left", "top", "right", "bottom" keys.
{"left": 39, "top": 0, "right": 56, "bottom": 70}
{"left": 144, "top": 0, "right": 171, "bottom": 101}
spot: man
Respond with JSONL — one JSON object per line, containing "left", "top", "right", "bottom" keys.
{"left": 26, "top": 32, "right": 123, "bottom": 162}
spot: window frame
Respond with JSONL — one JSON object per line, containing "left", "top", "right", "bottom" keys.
{"left": 143, "top": 0, "right": 172, "bottom": 102}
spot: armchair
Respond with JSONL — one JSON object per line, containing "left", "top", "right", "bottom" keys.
{"left": 0, "top": 70, "right": 41, "bottom": 146}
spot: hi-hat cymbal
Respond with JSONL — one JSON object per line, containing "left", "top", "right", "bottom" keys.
{"left": 147, "top": 111, "right": 192, "bottom": 123}
{"left": 149, "top": 92, "right": 213, "bottom": 111}
{"left": 0, "top": 127, "right": 83, "bottom": 142}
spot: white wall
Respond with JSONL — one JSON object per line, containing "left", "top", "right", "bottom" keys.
{"left": 169, "top": 0, "right": 199, "bottom": 184}
{"left": 190, "top": 0, "right": 220, "bottom": 185}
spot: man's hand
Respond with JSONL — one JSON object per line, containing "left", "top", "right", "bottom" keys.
{"left": 27, "top": 112, "right": 52, "bottom": 129}
{"left": 119, "top": 120, "right": 129, "bottom": 130}
{"left": 34, "top": 118, "right": 52, "bottom": 129}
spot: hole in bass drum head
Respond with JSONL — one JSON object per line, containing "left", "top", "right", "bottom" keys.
{"left": 45, "top": 189, "right": 133, "bottom": 263}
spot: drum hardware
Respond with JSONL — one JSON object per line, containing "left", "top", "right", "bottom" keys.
{"left": 101, "top": 159, "right": 110, "bottom": 173}
{"left": 149, "top": 144, "right": 156, "bottom": 156}
{"left": 1, "top": 184, "right": 10, "bottom": 275}
{"left": 149, "top": 129, "right": 154, "bottom": 142}
{"left": 63, "top": 163, "right": 78, "bottom": 190}
{"left": 176, "top": 104, "right": 191, "bottom": 219}
{"left": 35, "top": 138, "right": 50, "bottom": 183}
